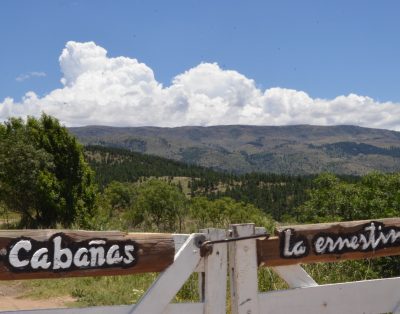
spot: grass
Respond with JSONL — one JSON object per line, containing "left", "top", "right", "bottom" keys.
{"left": 22, "top": 274, "right": 158, "bottom": 307}
{"left": 17, "top": 268, "right": 288, "bottom": 308}
{"left": 20, "top": 272, "right": 200, "bottom": 307}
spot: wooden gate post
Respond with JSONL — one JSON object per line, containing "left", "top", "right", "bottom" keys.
{"left": 229, "top": 224, "right": 260, "bottom": 314}
{"left": 198, "top": 228, "right": 228, "bottom": 314}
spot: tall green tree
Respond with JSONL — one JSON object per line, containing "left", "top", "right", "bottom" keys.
{"left": 0, "top": 114, "right": 97, "bottom": 228}
{"left": 297, "top": 172, "right": 400, "bottom": 223}
{"left": 126, "top": 179, "right": 186, "bottom": 232}
{"left": 95, "top": 181, "right": 137, "bottom": 229}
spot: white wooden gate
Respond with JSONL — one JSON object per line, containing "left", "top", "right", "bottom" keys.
{"left": 229, "top": 223, "right": 400, "bottom": 314}
{"left": 3, "top": 220, "right": 400, "bottom": 314}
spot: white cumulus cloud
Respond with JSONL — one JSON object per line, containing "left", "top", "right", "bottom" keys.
{"left": 2, "top": 41, "right": 400, "bottom": 130}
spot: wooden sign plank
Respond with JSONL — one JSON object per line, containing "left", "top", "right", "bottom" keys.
{"left": 0, "top": 230, "right": 175, "bottom": 280}
{"left": 257, "top": 218, "right": 400, "bottom": 267}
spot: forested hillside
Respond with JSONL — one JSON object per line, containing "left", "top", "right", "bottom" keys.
{"left": 84, "top": 145, "right": 230, "bottom": 187}
{"left": 71, "top": 124, "right": 400, "bottom": 175}
{"left": 85, "top": 145, "right": 341, "bottom": 221}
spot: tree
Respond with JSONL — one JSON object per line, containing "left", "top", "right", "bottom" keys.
{"left": 126, "top": 179, "right": 187, "bottom": 232}
{"left": 0, "top": 114, "right": 97, "bottom": 228}
{"left": 297, "top": 172, "right": 400, "bottom": 223}
{"left": 95, "top": 181, "right": 137, "bottom": 229}
{"left": 189, "top": 196, "right": 274, "bottom": 231}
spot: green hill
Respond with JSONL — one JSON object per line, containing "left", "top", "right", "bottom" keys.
{"left": 73, "top": 125, "right": 400, "bottom": 175}
{"left": 84, "top": 145, "right": 320, "bottom": 220}
{"left": 84, "top": 145, "right": 228, "bottom": 187}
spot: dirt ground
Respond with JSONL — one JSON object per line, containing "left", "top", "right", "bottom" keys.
{"left": 0, "top": 282, "right": 75, "bottom": 311}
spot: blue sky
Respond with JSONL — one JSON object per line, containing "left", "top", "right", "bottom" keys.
{"left": 1, "top": 1, "right": 400, "bottom": 128}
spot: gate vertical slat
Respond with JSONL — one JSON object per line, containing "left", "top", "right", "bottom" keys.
{"left": 229, "top": 224, "right": 259, "bottom": 314}
{"left": 199, "top": 228, "right": 228, "bottom": 314}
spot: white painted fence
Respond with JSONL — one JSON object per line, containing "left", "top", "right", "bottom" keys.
{"left": 2, "top": 223, "right": 400, "bottom": 314}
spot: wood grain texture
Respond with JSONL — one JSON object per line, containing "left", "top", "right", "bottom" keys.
{"left": 0, "top": 230, "right": 175, "bottom": 280}
{"left": 258, "top": 218, "right": 400, "bottom": 266}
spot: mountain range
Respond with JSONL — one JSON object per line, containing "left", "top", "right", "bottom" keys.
{"left": 70, "top": 125, "right": 400, "bottom": 175}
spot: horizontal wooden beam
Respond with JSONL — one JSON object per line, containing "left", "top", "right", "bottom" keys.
{"left": 258, "top": 276, "right": 400, "bottom": 314}
{"left": 0, "top": 230, "right": 175, "bottom": 280}
{"left": 3, "top": 218, "right": 400, "bottom": 279}
{"left": 0, "top": 303, "right": 204, "bottom": 314}
{"left": 258, "top": 218, "right": 400, "bottom": 266}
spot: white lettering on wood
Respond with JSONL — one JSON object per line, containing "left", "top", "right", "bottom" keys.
{"left": 282, "top": 229, "right": 307, "bottom": 257}
{"left": 31, "top": 248, "right": 51, "bottom": 270}
{"left": 6, "top": 234, "right": 138, "bottom": 272}
{"left": 314, "top": 222, "right": 400, "bottom": 254}
{"left": 53, "top": 236, "right": 73, "bottom": 270}
{"left": 9, "top": 240, "right": 32, "bottom": 268}
{"left": 281, "top": 221, "right": 400, "bottom": 259}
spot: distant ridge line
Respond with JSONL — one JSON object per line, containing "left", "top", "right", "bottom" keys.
{"left": 71, "top": 124, "right": 400, "bottom": 175}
